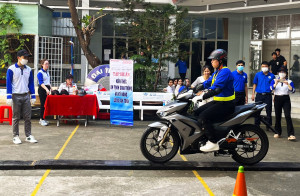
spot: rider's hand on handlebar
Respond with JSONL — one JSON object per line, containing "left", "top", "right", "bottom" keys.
{"left": 196, "top": 91, "right": 203, "bottom": 96}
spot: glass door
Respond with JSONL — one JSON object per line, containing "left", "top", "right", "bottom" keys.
{"left": 249, "top": 41, "right": 262, "bottom": 86}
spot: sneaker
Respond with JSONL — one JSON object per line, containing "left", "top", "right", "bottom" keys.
{"left": 25, "top": 135, "right": 38, "bottom": 143}
{"left": 274, "top": 134, "right": 280, "bottom": 138}
{"left": 200, "top": 141, "right": 219, "bottom": 152}
{"left": 39, "top": 120, "right": 48, "bottom": 126}
{"left": 288, "top": 135, "right": 296, "bottom": 141}
{"left": 39, "top": 119, "right": 49, "bottom": 126}
{"left": 13, "top": 136, "right": 22, "bottom": 144}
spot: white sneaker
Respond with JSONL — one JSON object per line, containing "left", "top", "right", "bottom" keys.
{"left": 13, "top": 136, "right": 22, "bottom": 144}
{"left": 39, "top": 120, "right": 48, "bottom": 126}
{"left": 25, "top": 135, "right": 38, "bottom": 143}
{"left": 200, "top": 141, "right": 219, "bottom": 152}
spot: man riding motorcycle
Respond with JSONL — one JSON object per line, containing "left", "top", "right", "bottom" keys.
{"left": 194, "top": 49, "right": 235, "bottom": 152}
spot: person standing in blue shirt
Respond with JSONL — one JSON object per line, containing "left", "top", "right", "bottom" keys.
{"left": 232, "top": 60, "right": 248, "bottom": 106}
{"left": 194, "top": 49, "right": 235, "bottom": 152}
{"left": 37, "top": 59, "right": 52, "bottom": 126}
{"left": 175, "top": 57, "right": 188, "bottom": 81}
{"left": 251, "top": 61, "right": 275, "bottom": 127}
{"left": 6, "top": 49, "right": 38, "bottom": 144}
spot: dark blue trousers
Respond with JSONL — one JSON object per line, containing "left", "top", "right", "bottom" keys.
{"left": 255, "top": 93, "right": 272, "bottom": 126}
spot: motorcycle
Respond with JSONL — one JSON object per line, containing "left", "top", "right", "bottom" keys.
{"left": 140, "top": 89, "right": 269, "bottom": 165}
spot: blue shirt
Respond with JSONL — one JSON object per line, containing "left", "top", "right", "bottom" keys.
{"left": 175, "top": 60, "right": 187, "bottom": 74}
{"left": 253, "top": 71, "right": 275, "bottom": 93}
{"left": 203, "top": 66, "right": 235, "bottom": 101}
{"left": 37, "top": 68, "right": 51, "bottom": 86}
{"left": 6, "top": 63, "right": 35, "bottom": 99}
{"left": 232, "top": 70, "right": 248, "bottom": 92}
{"left": 179, "top": 86, "right": 189, "bottom": 93}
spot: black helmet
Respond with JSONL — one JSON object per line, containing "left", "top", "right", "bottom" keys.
{"left": 78, "top": 89, "right": 86, "bottom": 96}
{"left": 60, "top": 89, "right": 69, "bottom": 95}
{"left": 208, "top": 49, "right": 227, "bottom": 61}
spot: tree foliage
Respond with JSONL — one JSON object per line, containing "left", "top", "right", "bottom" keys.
{"left": 117, "top": 0, "right": 190, "bottom": 91}
{"left": 0, "top": 4, "right": 28, "bottom": 70}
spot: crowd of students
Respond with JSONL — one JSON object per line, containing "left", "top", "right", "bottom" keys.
{"left": 165, "top": 48, "right": 296, "bottom": 142}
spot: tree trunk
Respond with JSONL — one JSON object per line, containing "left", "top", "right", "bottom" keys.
{"left": 68, "top": 0, "right": 101, "bottom": 68}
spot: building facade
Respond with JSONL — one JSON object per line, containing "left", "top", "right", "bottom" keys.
{"left": 3, "top": 0, "right": 300, "bottom": 91}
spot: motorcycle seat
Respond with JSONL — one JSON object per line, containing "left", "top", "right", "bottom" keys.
{"left": 233, "top": 104, "right": 255, "bottom": 116}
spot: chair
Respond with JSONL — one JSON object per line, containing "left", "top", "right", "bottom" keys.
{"left": 0, "top": 105, "right": 13, "bottom": 125}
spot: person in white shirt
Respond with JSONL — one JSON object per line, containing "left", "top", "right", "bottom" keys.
{"left": 58, "top": 74, "right": 78, "bottom": 95}
{"left": 166, "top": 79, "right": 175, "bottom": 94}
{"left": 270, "top": 66, "right": 296, "bottom": 141}
{"left": 191, "top": 65, "right": 211, "bottom": 88}
{"left": 6, "top": 49, "right": 38, "bottom": 144}
{"left": 174, "top": 78, "right": 183, "bottom": 96}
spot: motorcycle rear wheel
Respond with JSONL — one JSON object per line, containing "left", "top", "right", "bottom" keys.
{"left": 140, "top": 127, "right": 180, "bottom": 163}
{"left": 231, "top": 124, "right": 269, "bottom": 165}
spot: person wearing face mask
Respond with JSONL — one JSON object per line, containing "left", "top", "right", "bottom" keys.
{"left": 232, "top": 60, "right": 248, "bottom": 106}
{"left": 6, "top": 49, "right": 38, "bottom": 144}
{"left": 37, "top": 59, "right": 52, "bottom": 126}
{"left": 270, "top": 67, "right": 296, "bottom": 141}
{"left": 252, "top": 61, "right": 275, "bottom": 128}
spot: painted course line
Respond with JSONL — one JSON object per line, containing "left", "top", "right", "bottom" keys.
{"left": 178, "top": 153, "right": 214, "bottom": 196}
{"left": 31, "top": 125, "right": 80, "bottom": 196}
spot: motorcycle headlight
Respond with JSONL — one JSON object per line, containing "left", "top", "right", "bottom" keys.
{"left": 158, "top": 111, "right": 168, "bottom": 117}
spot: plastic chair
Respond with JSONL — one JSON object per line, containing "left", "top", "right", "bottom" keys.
{"left": 0, "top": 105, "right": 13, "bottom": 125}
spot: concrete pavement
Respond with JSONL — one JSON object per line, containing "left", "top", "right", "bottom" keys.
{"left": 0, "top": 117, "right": 299, "bottom": 195}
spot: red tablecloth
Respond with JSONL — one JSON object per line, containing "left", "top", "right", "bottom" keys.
{"left": 43, "top": 95, "right": 99, "bottom": 119}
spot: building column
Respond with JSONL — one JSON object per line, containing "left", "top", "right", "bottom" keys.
{"left": 34, "top": 34, "right": 39, "bottom": 87}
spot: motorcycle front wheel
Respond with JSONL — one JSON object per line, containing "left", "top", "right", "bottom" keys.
{"left": 140, "top": 127, "right": 180, "bottom": 163}
{"left": 231, "top": 124, "right": 269, "bottom": 165}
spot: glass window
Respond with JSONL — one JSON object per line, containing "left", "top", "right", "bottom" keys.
{"left": 115, "top": 17, "right": 127, "bottom": 37}
{"left": 264, "top": 16, "right": 276, "bottom": 39}
{"left": 205, "top": 18, "right": 216, "bottom": 39}
{"left": 115, "top": 38, "right": 127, "bottom": 59}
{"left": 251, "top": 17, "right": 263, "bottom": 40}
{"left": 217, "top": 41, "right": 228, "bottom": 52}
{"left": 192, "top": 17, "right": 203, "bottom": 39}
{"left": 277, "top": 15, "right": 290, "bottom": 39}
{"left": 217, "top": 18, "right": 228, "bottom": 40}
{"left": 191, "top": 41, "right": 202, "bottom": 82}
{"left": 102, "top": 15, "right": 114, "bottom": 36}
{"left": 204, "top": 41, "right": 215, "bottom": 68}
{"left": 291, "top": 14, "right": 300, "bottom": 38}
{"left": 102, "top": 38, "right": 113, "bottom": 64}
{"left": 249, "top": 41, "right": 262, "bottom": 86}
{"left": 180, "top": 17, "right": 191, "bottom": 39}
{"left": 290, "top": 40, "right": 300, "bottom": 90}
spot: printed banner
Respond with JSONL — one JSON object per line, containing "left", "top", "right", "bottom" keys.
{"left": 110, "top": 59, "right": 133, "bottom": 126}
{"left": 85, "top": 64, "right": 110, "bottom": 90}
